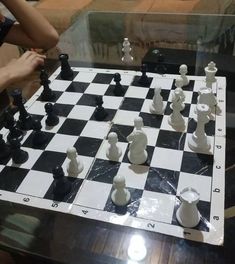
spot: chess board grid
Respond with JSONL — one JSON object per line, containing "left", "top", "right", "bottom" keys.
{"left": 0, "top": 67, "right": 226, "bottom": 245}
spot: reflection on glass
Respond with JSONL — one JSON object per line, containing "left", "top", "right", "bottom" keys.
{"left": 127, "top": 234, "right": 147, "bottom": 262}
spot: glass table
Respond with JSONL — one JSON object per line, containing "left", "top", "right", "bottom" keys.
{"left": 0, "top": 11, "right": 235, "bottom": 264}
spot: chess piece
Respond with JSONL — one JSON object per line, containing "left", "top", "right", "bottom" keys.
{"left": 149, "top": 86, "right": 164, "bottom": 115}
{"left": 138, "top": 64, "right": 151, "bottom": 86}
{"left": 113, "top": 73, "right": 125, "bottom": 96}
{"left": 59, "top": 53, "right": 73, "bottom": 80}
{"left": 179, "top": 64, "right": 189, "bottom": 86}
{"left": 45, "top": 103, "right": 59, "bottom": 127}
{"left": 67, "top": 147, "right": 84, "bottom": 177}
{"left": 168, "top": 89, "right": 185, "bottom": 130}
{"left": 205, "top": 61, "right": 217, "bottom": 85}
{"left": 127, "top": 117, "right": 148, "bottom": 165}
{"left": 176, "top": 187, "right": 201, "bottom": 228}
{"left": 106, "top": 132, "right": 122, "bottom": 161}
{"left": 40, "top": 69, "right": 55, "bottom": 101}
{"left": 111, "top": 175, "right": 131, "bottom": 206}
{"left": 9, "top": 138, "right": 29, "bottom": 164}
{"left": 171, "top": 78, "right": 185, "bottom": 110}
{"left": 52, "top": 166, "right": 72, "bottom": 197}
{"left": 188, "top": 104, "right": 211, "bottom": 152}
{"left": 32, "top": 119, "right": 48, "bottom": 147}
{"left": 11, "top": 89, "right": 34, "bottom": 130}
{"left": 0, "top": 134, "right": 11, "bottom": 160}
{"left": 94, "top": 96, "right": 108, "bottom": 121}
{"left": 121, "top": 37, "right": 133, "bottom": 64}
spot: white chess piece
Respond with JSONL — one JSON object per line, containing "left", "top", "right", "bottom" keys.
{"left": 188, "top": 104, "right": 211, "bottom": 152}
{"left": 179, "top": 64, "right": 189, "bottom": 86}
{"left": 170, "top": 78, "right": 185, "bottom": 110}
{"left": 111, "top": 174, "right": 131, "bottom": 206}
{"left": 205, "top": 61, "right": 217, "bottom": 84}
{"left": 149, "top": 86, "right": 165, "bottom": 115}
{"left": 106, "top": 132, "right": 122, "bottom": 161}
{"left": 127, "top": 117, "right": 148, "bottom": 165}
{"left": 122, "top": 37, "right": 133, "bottom": 64}
{"left": 168, "top": 90, "right": 185, "bottom": 130}
{"left": 67, "top": 147, "right": 84, "bottom": 177}
{"left": 176, "top": 187, "right": 201, "bottom": 228}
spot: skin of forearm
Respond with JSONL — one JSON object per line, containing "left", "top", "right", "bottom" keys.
{"left": 1, "top": 0, "right": 59, "bottom": 49}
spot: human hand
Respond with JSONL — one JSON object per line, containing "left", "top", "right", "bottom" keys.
{"left": 4, "top": 50, "right": 46, "bottom": 83}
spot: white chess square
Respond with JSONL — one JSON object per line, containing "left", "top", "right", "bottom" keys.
{"left": 74, "top": 180, "right": 112, "bottom": 209}
{"left": 103, "top": 96, "right": 123, "bottom": 110}
{"left": 46, "top": 134, "right": 78, "bottom": 153}
{"left": 117, "top": 163, "right": 149, "bottom": 189}
{"left": 137, "top": 190, "right": 175, "bottom": 223}
{"left": 110, "top": 74, "right": 134, "bottom": 86}
{"left": 142, "top": 127, "right": 159, "bottom": 147}
{"left": 141, "top": 99, "right": 167, "bottom": 115}
{"left": 160, "top": 115, "right": 188, "bottom": 133}
{"left": 151, "top": 147, "right": 183, "bottom": 171}
{"left": 177, "top": 172, "right": 212, "bottom": 202}
{"left": 150, "top": 77, "right": 174, "bottom": 90}
{"left": 16, "top": 170, "right": 53, "bottom": 197}
{"left": 67, "top": 105, "right": 95, "bottom": 120}
{"left": 80, "top": 121, "right": 110, "bottom": 139}
{"left": 0, "top": 165, "right": 4, "bottom": 173}
{"left": 85, "top": 83, "right": 109, "bottom": 95}
{"left": 168, "top": 90, "right": 193, "bottom": 104}
{"left": 50, "top": 80, "right": 72, "bottom": 91}
{"left": 73, "top": 71, "right": 97, "bottom": 83}
{"left": 125, "top": 86, "right": 149, "bottom": 99}
{"left": 113, "top": 110, "right": 139, "bottom": 126}
{"left": 28, "top": 101, "right": 47, "bottom": 115}
{"left": 56, "top": 92, "right": 82, "bottom": 105}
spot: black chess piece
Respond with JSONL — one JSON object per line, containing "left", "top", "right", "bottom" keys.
{"left": 32, "top": 119, "right": 48, "bottom": 147}
{"left": 40, "top": 69, "right": 55, "bottom": 101}
{"left": 9, "top": 137, "right": 29, "bottom": 164}
{"left": 0, "top": 134, "right": 11, "bottom": 161}
{"left": 52, "top": 166, "right": 72, "bottom": 197}
{"left": 4, "top": 110, "right": 24, "bottom": 143}
{"left": 94, "top": 96, "right": 108, "bottom": 121}
{"left": 11, "top": 89, "right": 34, "bottom": 130}
{"left": 45, "top": 103, "right": 59, "bottom": 127}
{"left": 113, "top": 73, "right": 125, "bottom": 96}
{"left": 59, "top": 53, "right": 73, "bottom": 80}
{"left": 138, "top": 64, "right": 151, "bottom": 86}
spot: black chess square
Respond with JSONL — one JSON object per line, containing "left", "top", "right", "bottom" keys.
{"left": 66, "top": 82, "right": 89, "bottom": 93}
{"left": 164, "top": 102, "right": 190, "bottom": 117}
{"left": 146, "top": 88, "right": 170, "bottom": 101}
{"left": 74, "top": 136, "right": 102, "bottom": 157}
{"left": 181, "top": 151, "right": 213, "bottom": 176}
{"left": 57, "top": 119, "right": 87, "bottom": 136}
{"left": 120, "top": 98, "right": 144, "bottom": 112}
{"left": 0, "top": 167, "right": 29, "bottom": 191}
{"left": 92, "top": 73, "right": 114, "bottom": 84}
{"left": 104, "top": 187, "right": 143, "bottom": 216}
{"left": 145, "top": 167, "right": 179, "bottom": 195}
{"left": 187, "top": 118, "right": 215, "bottom": 136}
{"left": 44, "top": 177, "right": 83, "bottom": 203}
{"left": 104, "top": 84, "right": 128, "bottom": 96}
{"left": 87, "top": 159, "right": 120, "bottom": 184}
{"left": 132, "top": 76, "right": 153, "bottom": 88}
{"left": 156, "top": 130, "right": 186, "bottom": 150}
{"left": 54, "top": 104, "right": 74, "bottom": 117}
{"left": 23, "top": 131, "right": 54, "bottom": 150}
{"left": 56, "top": 71, "right": 79, "bottom": 81}
{"left": 172, "top": 80, "right": 195, "bottom": 91}
{"left": 32, "top": 151, "right": 66, "bottom": 173}
{"left": 139, "top": 112, "right": 163, "bottom": 128}
{"left": 37, "top": 91, "right": 63, "bottom": 103}
{"left": 109, "top": 124, "right": 133, "bottom": 142}
{"left": 191, "top": 92, "right": 198, "bottom": 104}
{"left": 90, "top": 108, "right": 116, "bottom": 122}
{"left": 77, "top": 94, "right": 97, "bottom": 107}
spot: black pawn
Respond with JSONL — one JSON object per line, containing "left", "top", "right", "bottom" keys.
{"left": 59, "top": 53, "right": 73, "bottom": 80}
{"left": 94, "top": 96, "right": 108, "bottom": 121}
{"left": 4, "top": 110, "right": 24, "bottom": 143}
{"left": 52, "top": 166, "right": 72, "bottom": 197}
{"left": 40, "top": 69, "right": 55, "bottom": 101}
{"left": 0, "top": 134, "right": 11, "bottom": 160}
{"left": 45, "top": 103, "right": 59, "bottom": 127}
{"left": 113, "top": 73, "right": 125, "bottom": 96}
{"left": 9, "top": 138, "right": 28, "bottom": 164}
{"left": 32, "top": 119, "right": 48, "bottom": 147}
{"left": 11, "top": 89, "right": 33, "bottom": 130}
{"left": 138, "top": 64, "right": 151, "bottom": 86}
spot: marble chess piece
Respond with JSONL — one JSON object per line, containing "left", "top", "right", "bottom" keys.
{"left": 122, "top": 37, "right": 133, "bottom": 64}
{"left": 149, "top": 86, "right": 165, "bottom": 115}
{"left": 106, "top": 132, "right": 122, "bottom": 161}
{"left": 111, "top": 175, "right": 131, "bottom": 206}
{"left": 179, "top": 64, "right": 189, "bottom": 86}
{"left": 67, "top": 147, "right": 84, "bottom": 177}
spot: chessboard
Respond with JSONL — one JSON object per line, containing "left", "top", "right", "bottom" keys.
{"left": 0, "top": 63, "right": 226, "bottom": 245}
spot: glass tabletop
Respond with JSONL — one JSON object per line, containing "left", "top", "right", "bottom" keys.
{"left": 1, "top": 11, "right": 235, "bottom": 264}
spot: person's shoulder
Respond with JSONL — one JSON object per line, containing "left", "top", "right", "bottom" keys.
{"left": 0, "top": 15, "right": 15, "bottom": 45}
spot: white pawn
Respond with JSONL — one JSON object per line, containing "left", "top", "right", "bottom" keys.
{"left": 122, "top": 37, "right": 133, "bottom": 64}
{"left": 179, "top": 64, "right": 189, "bottom": 86}
{"left": 205, "top": 61, "right": 217, "bottom": 84}
{"left": 106, "top": 132, "right": 122, "bottom": 161}
{"left": 188, "top": 104, "right": 211, "bottom": 152}
{"left": 168, "top": 90, "right": 185, "bottom": 130}
{"left": 67, "top": 147, "right": 84, "bottom": 177}
{"left": 111, "top": 175, "right": 131, "bottom": 206}
{"left": 176, "top": 187, "right": 201, "bottom": 228}
{"left": 127, "top": 117, "right": 148, "bottom": 165}
{"left": 171, "top": 78, "right": 185, "bottom": 111}
{"left": 149, "top": 86, "right": 164, "bottom": 115}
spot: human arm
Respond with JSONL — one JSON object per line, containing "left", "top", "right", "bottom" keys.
{"left": 0, "top": 0, "right": 59, "bottom": 50}
{"left": 0, "top": 50, "right": 45, "bottom": 93}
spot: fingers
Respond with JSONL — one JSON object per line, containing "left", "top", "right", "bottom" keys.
{"left": 21, "top": 50, "right": 46, "bottom": 61}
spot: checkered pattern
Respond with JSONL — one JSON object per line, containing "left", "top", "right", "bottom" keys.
{"left": 0, "top": 67, "right": 226, "bottom": 243}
